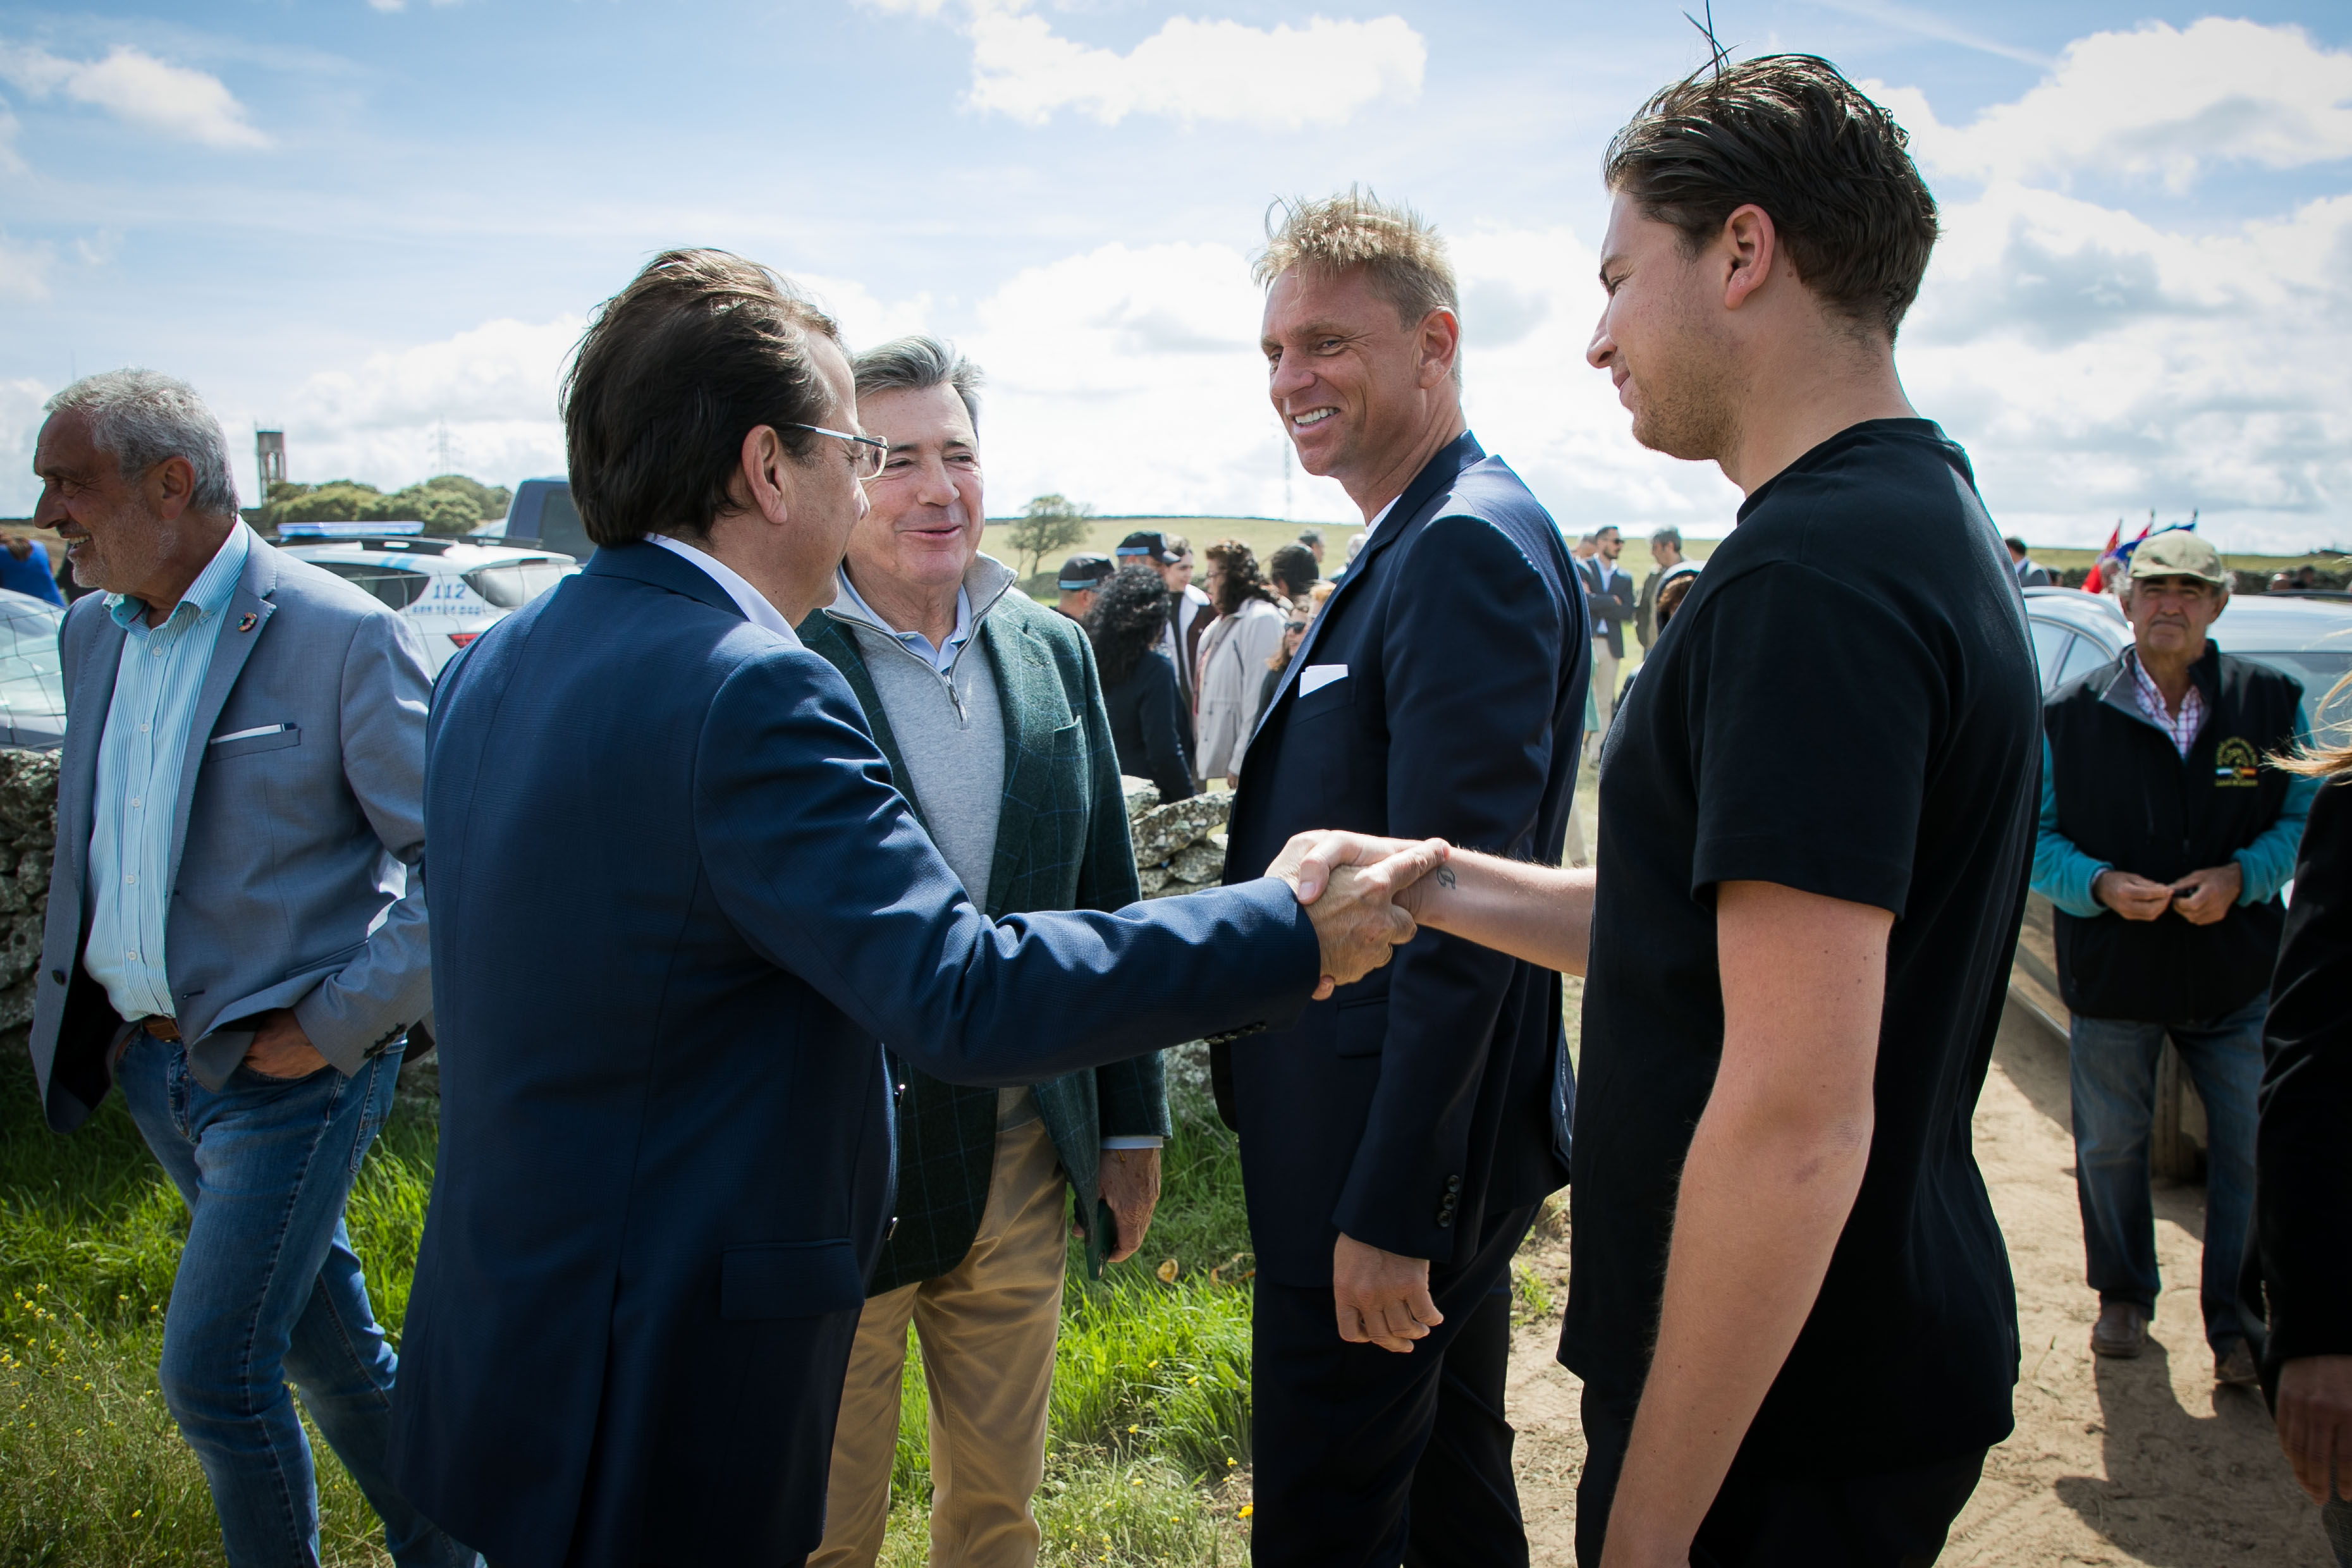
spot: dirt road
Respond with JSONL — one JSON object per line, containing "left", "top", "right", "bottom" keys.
{"left": 1505, "top": 999, "right": 2335, "bottom": 1565}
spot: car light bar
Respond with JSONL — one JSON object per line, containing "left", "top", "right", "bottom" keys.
{"left": 279, "top": 520, "right": 424, "bottom": 537}
{"left": 448, "top": 632, "right": 481, "bottom": 647}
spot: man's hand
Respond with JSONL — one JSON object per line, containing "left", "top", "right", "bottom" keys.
{"left": 2277, "top": 1354, "right": 2352, "bottom": 1505}
{"left": 1273, "top": 830, "right": 1450, "bottom": 921}
{"left": 2093, "top": 867, "right": 2175, "bottom": 922}
{"left": 243, "top": 1008, "right": 330, "bottom": 1079}
{"left": 1333, "top": 1232, "right": 1440, "bottom": 1353}
{"left": 2170, "top": 861, "right": 2243, "bottom": 926}
{"left": 1271, "top": 836, "right": 1447, "bottom": 999}
{"left": 1091, "top": 1148, "right": 1161, "bottom": 1265}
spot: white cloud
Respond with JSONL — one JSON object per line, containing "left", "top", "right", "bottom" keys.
{"left": 1875, "top": 18, "right": 2352, "bottom": 192}
{"left": 1898, "top": 183, "right": 2352, "bottom": 552}
{"left": 0, "top": 378, "right": 52, "bottom": 516}
{"left": 269, "top": 316, "right": 582, "bottom": 492}
{"left": 872, "top": 1, "right": 1425, "bottom": 128}
{"left": 0, "top": 41, "right": 269, "bottom": 150}
{"left": 870, "top": 233, "right": 1736, "bottom": 534}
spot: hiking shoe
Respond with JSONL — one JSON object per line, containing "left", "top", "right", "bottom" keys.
{"left": 2215, "top": 1341, "right": 2261, "bottom": 1388}
{"left": 2091, "top": 1302, "right": 2150, "bottom": 1358}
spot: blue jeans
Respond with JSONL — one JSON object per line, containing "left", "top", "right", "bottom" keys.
{"left": 2067, "top": 995, "right": 2263, "bottom": 1351}
{"left": 118, "top": 1034, "right": 477, "bottom": 1568}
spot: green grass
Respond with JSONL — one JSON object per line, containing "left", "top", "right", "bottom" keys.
{"left": 0, "top": 1043, "right": 1258, "bottom": 1566}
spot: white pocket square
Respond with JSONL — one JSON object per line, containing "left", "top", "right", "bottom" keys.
{"left": 1299, "top": 664, "right": 1348, "bottom": 697}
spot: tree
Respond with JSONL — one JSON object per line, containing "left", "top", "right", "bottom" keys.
{"left": 1006, "top": 494, "right": 1093, "bottom": 579}
{"left": 260, "top": 474, "right": 511, "bottom": 537}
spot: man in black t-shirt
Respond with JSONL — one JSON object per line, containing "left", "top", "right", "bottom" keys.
{"left": 1280, "top": 54, "right": 2040, "bottom": 1568}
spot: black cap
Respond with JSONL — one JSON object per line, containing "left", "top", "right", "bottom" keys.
{"left": 1116, "top": 530, "right": 1177, "bottom": 565}
{"left": 1057, "top": 553, "right": 1115, "bottom": 591}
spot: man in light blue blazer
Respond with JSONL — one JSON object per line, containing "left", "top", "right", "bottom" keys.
{"left": 28, "top": 371, "right": 472, "bottom": 1567}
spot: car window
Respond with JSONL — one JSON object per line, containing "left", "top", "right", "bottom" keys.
{"left": 315, "top": 562, "right": 431, "bottom": 610}
{"left": 2055, "top": 635, "right": 2112, "bottom": 689}
{"left": 2028, "top": 621, "right": 2075, "bottom": 692}
{"left": 464, "top": 562, "right": 571, "bottom": 609}
{"left": 2239, "top": 651, "right": 2352, "bottom": 749}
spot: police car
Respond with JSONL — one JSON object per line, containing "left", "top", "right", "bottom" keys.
{"left": 277, "top": 522, "right": 578, "bottom": 674}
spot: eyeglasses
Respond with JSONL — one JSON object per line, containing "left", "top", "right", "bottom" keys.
{"left": 1285, "top": 621, "right": 1309, "bottom": 634}
{"left": 788, "top": 424, "right": 889, "bottom": 481}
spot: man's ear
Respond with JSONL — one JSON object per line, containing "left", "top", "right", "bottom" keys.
{"left": 734, "top": 425, "right": 794, "bottom": 527}
{"left": 1719, "top": 204, "right": 1780, "bottom": 313}
{"left": 1418, "top": 307, "right": 1461, "bottom": 391}
{"left": 146, "top": 454, "right": 197, "bottom": 522}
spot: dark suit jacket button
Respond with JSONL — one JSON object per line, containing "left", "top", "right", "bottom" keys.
{"left": 49, "top": 969, "right": 64, "bottom": 985}
{"left": 1436, "top": 1213, "right": 1454, "bottom": 1228}
{"left": 1445, "top": 1175, "right": 1462, "bottom": 1191}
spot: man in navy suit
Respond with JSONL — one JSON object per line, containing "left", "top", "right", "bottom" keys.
{"left": 1218, "top": 192, "right": 1586, "bottom": 1566}
{"left": 383, "top": 248, "right": 1436, "bottom": 1568}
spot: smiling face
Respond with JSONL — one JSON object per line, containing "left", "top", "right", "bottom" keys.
{"left": 845, "top": 382, "right": 983, "bottom": 597}
{"left": 1588, "top": 190, "right": 1743, "bottom": 464}
{"left": 1263, "top": 265, "right": 1455, "bottom": 497}
{"left": 32, "top": 407, "right": 219, "bottom": 603}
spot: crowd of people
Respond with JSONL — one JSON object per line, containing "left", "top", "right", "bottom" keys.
{"left": 15, "top": 46, "right": 2351, "bottom": 1568}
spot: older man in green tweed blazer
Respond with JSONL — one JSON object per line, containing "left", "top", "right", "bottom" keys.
{"left": 800, "top": 337, "right": 1170, "bottom": 1568}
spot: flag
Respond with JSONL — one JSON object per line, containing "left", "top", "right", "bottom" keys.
{"left": 2083, "top": 520, "right": 2122, "bottom": 594}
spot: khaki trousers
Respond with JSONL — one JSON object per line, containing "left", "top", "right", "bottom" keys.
{"left": 811, "top": 1117, "right": 1069, "bottom": 1568}
{"left": 1586, "top": 642, "right": 1620, "bottom": 761}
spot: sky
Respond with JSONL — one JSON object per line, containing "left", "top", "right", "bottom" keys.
{"left": 1, "top": 1, "right": 2349, "bottom": 554}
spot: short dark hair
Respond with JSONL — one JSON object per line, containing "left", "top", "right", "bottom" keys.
{"left": 1603, "top": 55, "right": 1938, "bottom": 339}
{"left": 563, "top": 248, "right": 842, "bottom": 548}
{"left": 2004, "top": 536, "right": 2028, "bottom": 555}
{"left": 1268, "top": 542, "right": 1319, "bottom": 597}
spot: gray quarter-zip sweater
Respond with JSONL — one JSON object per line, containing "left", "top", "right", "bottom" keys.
{"left": 823, "top": 554, "right": 1036, "bottom": 1129}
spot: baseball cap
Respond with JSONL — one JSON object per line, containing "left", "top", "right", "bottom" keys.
{"left": 2129, "top": 531, "right": 2226, "bottom": 585}
{"left": 1115, "top": 530, "right": 1177, "bottom": 565}
{"left": 1057, "top": 553, "right": 1115, "bottom": 591}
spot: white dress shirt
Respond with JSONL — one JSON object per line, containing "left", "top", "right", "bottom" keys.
{"left": 651, "top": 534, "right": 803, "bottom": 646}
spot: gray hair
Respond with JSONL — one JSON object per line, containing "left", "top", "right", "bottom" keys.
{"left": 851, "top": 336, "right": 983, "bottom": 431}
{"left": 46, "top": 369, "right": 240, "bottom": 516}
{"left": 1650, "top": 525, "right": 1682, "bottom": 549}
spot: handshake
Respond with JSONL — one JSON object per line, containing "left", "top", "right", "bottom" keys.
{"left": 1265, "top": 831, "right": 1454, "bottom": 999}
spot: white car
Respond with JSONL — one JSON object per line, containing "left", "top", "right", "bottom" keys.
{"left": 278, "top": 524, "right": 579, "bottom": 674}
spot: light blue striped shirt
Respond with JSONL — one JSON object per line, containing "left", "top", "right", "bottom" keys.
{"left": 85, "top": 525, "right": 252, "bottom": 1021}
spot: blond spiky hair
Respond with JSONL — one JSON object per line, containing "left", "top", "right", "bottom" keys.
{"left": 1254, "top": 187, "right": 1461, "bottom": 383}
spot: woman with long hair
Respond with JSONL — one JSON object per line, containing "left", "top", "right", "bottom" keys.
{"left": 1085, "top": 567, "right": 1194, "bottom": 804}
{"left": 1194, "top": 538, "right": 1286, "bottom": 788}
{"left": 2256, "top": 675, "right": 2352, "bottom": 1564}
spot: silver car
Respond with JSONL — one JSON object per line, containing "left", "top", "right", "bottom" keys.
{"left": 0, "top": 587, "right": 66, "bottom": 749}
{"left": 2013, "top": 585, "right": 2352, "bottom": 1175}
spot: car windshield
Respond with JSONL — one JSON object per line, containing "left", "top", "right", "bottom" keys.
{"left": 464, "top": 561, "right": 570, "bottom": 609}
{"left": 315, "top": 562, "right": 431, "bottom": 609}
{"left": 0, "top": 597, "right": 66, "bottom": 719}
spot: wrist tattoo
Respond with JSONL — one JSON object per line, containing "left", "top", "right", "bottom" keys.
{"left": 1435, "top": 865, "right": 1457, "bottom": 890}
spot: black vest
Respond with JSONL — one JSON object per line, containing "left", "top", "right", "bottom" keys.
{"left": 2047, "top": 644, "right": 2301, "bottom": 1024}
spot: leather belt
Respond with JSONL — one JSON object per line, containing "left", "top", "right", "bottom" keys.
{"left": 136, "top": 1017, "right": 181, "bottom": 1042}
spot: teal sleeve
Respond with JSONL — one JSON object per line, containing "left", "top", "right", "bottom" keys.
{"left": 2031, "top": 733, "right": 2112, "bottom": 919}
{"left": 2236, "top": 702, "right": 2318, "bottom": 905}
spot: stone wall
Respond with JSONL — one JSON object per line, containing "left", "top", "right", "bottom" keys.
{"left": 0, "top": 750, "right": 57, "bottom": 1037}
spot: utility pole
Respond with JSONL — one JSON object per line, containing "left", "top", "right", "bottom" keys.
{"left": 432, "top": 419, "right": 457, "bottom": 476}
